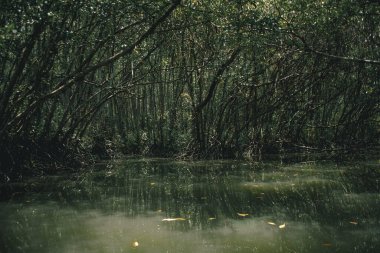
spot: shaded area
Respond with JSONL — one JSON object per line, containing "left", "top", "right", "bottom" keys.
{"left": 0, "top": 0, "right": 379, "bottom": 166}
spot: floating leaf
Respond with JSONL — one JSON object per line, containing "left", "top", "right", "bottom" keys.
{"left": 237, "top": 213, "right": 249, "bottom": 217}
{"left": 279, "top": 223, "right": 286, "bottom": 229}
{"left": 162, "top": 218, "right": 176, "bottom": 221}
{"left": 162, "top": 218, "right": 186, "bottom": 221}
{"left": 267, "top": 222, "right": 276, "bottom": 226}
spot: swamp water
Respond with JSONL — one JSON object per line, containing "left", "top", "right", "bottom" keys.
{"left": 0, "top": 158, "right": 379, "bottom": 253}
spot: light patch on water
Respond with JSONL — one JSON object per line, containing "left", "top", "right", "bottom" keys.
{"left": 0, "top": 205, "right": 340, "bottom": 253}
{"left": 240, "top": 177, "right": 340, "bottom": 192}
{"left": 59, "top": 212, "right": 330, "bottom": 253}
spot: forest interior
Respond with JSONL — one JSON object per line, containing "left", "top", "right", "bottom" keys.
{"left": 0, "top": 0, "right": 379, "bottom": 180}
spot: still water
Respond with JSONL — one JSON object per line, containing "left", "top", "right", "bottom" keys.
{"left": 0, "top": 158, "right": 379, "bottom": 253}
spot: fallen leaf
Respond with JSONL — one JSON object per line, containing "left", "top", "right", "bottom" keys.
{"left": 267, "top": 222, "right": 276, "bottom": 226}
{"left": 279, "top": 223, "right": 286, "bottom": 229}
{"left": 237, "top": 213, "right": 249, "bottom": 217}
{"left": 162, "top": 218, "right": 186, "bottom": 221}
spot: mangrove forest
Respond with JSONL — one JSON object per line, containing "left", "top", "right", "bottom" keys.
{"left": 0, "top": 0, "right": 379, "bottom": 252}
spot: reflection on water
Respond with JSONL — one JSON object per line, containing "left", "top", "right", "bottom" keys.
{"left": 0, "top": 158, "right": 379, "bottom": 252}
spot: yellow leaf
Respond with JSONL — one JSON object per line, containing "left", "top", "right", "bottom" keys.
{"left": 237, "top": 213, "right": 249, "bottom": 217}
{"left": 267, "top": 222, "right": 276, "bottom": 226}
{"left": 162, "top": 218, "right": 186, "bottom": 221}
{"left": 279, "top": 223, "right": 286, "bottom": 229}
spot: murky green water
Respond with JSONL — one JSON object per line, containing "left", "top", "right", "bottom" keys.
{"left": 1, "top": 158, "right": 379, "bottom": 253}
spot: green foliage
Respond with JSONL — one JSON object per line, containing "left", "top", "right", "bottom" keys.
{"left": 0, "top": 0, "right": 379, "bottom": 162}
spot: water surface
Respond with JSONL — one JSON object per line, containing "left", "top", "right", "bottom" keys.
{"left": 1, "top": 158, "right": 379, "bottom": 252}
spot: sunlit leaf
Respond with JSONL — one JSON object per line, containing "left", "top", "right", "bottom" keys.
{"left": 150, "top": 182, "right": 156, "bottom": 185}
{"left": 162, "top": 218, "right": 175, "bottom": 221}
{"left": 349, "top": 221, "right": 358, "bottom": 225}
{"left": 162, "top": 218, "right": 186, "bottom": 221}
{"left": 132, "top": 241, "right": 139, "bottom": 247}
{"left": 267, "top": 221, "right": 276, "bottom": 226}
{"left": 208, "top": 217, "right": 216, "bottom": 220}
{"left": 237, "top": 213, "right": 249, "bottom": 217}
{"left": 279, "top": 223, "right": 286, "bottom": 229}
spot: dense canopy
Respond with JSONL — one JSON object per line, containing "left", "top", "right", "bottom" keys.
{"left": 0, "top": 0, "right": 379, "bottom": 166}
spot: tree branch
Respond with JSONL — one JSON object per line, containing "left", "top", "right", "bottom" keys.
{"left": 290, "top": 31, "right": 380, "bottom": 65}
{"left": 9, "top": 1, "right": 181, "bottom": 131}
{"left": 195, "top": 47, "right": 241, "bottom": 113}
